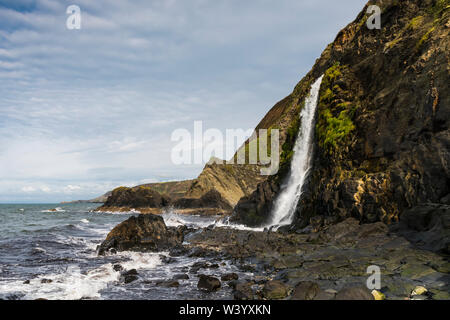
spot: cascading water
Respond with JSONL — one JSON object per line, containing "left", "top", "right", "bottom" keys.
{"left": 267, "top": 75, "right": 324, "bottom": 229}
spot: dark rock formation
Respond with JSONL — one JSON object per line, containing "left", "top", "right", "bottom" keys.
{"left": 98, "top": 214, "right": 184, "bottom": 255}
{"left": 98, "top": 186, "right": 171, "bottom": 210}
{"left": 174, "top": 189, "right": 233, "bottom": 211}
{"left": 197, "top": 275, "right": 221, "bottom": 292}
{"left": 395, "top": 204, "right": 450, "bottom": 254}
{"left": 231, "top": 179, "right": 280, "bottom": 227}
{"left": 232, "top": 0, "right": 450, "bottom": 230}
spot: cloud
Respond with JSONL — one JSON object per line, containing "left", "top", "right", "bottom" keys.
{"left": 21, "top": 186, "right": 36, "bottom": 192}
{"left": 0, "top": 0, "right": 367, "bottom": 202}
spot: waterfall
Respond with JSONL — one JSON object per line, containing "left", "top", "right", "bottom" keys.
{"left": 267, "top": 75, "right": 323, "bottom": 229}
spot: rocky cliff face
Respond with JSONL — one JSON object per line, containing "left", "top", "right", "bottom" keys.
{"left": 233, "top": 0, "right": 450, "bottom": 228}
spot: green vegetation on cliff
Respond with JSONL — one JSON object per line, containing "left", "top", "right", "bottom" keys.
{"left": 316, "top": 64, "right": 356, "bottom": 154}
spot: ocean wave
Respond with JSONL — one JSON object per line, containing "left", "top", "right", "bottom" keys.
{"left": 41, "top": 207, "right": 66, "bottom": 213}
{"left": 0, "top": 252, "right": 163, "bottom": 300}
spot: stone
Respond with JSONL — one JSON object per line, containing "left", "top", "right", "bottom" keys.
{"left": 221, "top": 273, "right": 239, "bottom": 282}
{"left": 40, "top": 279, "right": 53, "bottom": 284}
{"left": 98, "top": 214, "right": 185, "bottom": 255}
{"left": 173, "top": 274, "right": 189, "bottom": 280}
{"left": 371, "top": 290, "right": 386, "bottom": 300}
{"left": 234, "top": 282, "right": 254, "bottom": 300}
{"left": 113, "top": 264, "right": 123, "bottom": 272}
{"left": 335, "top": 287, "right": 374, "bottom": 300}
{"left": 197, "top": 275, "right": 221, "bottom": 292}
{"left": 411, "top": 286, "right": 428, "bottom": 296}
{"left": 262, "top": 280, "right": 290, "bottom": 300}
{"left": 291, "top": 281, "right": 321, "bottom": 300}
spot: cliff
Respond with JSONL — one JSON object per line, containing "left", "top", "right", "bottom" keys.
{"left": 233, "top": 0, "right": 450, "bottom": 230}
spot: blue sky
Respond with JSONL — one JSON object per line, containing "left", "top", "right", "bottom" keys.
{"left": 0, "top": 0, "right": 366, "bottom": 203}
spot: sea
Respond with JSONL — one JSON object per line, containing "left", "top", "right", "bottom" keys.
{"left": 0, "top": 203, "right": 254, "bottom": 300}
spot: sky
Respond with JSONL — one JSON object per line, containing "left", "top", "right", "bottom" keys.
{"left": 0, "top": 0, "right": 366, "bottom": 203}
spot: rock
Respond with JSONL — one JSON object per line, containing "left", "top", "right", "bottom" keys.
{"left": 121, "top": 269, "right": 139, "bottom": 284}
{"left": 40, "top": 279, "right": 53, "bottom": 284}
{"left": 98, "top": 214, "right": 184, "bottom": 255}
{"left": 262, "top": 280, "right": 290, "bottom": 300}
{"left": 314, "top": 290, "right": 336, "bottom": 300}
{"left": 221, "top": 273, "right": 239, "bottom": 282}
{"left": 173, "top": 274, "right": 189, "bottom": 280}
{"left": 291, "top": 281, "right": 321, "bottom": 300}
{"left": 99, "top": 186, "right": 172, "bottom": 209}
{"left": 123, "top": 275, "right": 138, "bottom": 284}
{"left": 174, "top": 189, "right": 233, "bottom": 211}
{"left": 234, "top": 282, "right": 254, "bottom": 300}
{"left": 197, "top": 275, "right": 221, "bottom": 292}
{"left": 113, "top": 264, "right": 123, "bottom": 272}
{"left": 156, "top": 280, "right": 180, "bottom": 288}
{"left": 371, "top": 290, "right": 386, "bottom": 300}
{"left": 411, "top": 286, "right": 428, "bottom": 296}
{"left": 231, "top": 179, "right": 280, "bottom": 227}
{"left": 397, "top": 204, "right": 450, "bottom": 254}
{"left": 23, "top": 280, "right": 30, "bottom": 285}
{"left": 335, "top": 287, "right": 374, "bottom": 300}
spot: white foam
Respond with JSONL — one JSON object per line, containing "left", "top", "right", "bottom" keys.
{"left": 41, "top": 207, "right": 66, "bottom": 213}
{"left": 80, "top": 219, "right": 89, "bottom": 224}
{"left": 0, "top": 252, "right": 163, "bottom": 300}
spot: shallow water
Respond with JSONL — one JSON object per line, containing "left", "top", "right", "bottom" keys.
{"left": 0, "top": 203, "right": 252, "bottom": 300}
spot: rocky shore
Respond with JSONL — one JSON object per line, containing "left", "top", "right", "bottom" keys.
{"left": 97, "top": 211, "right": 449, "bottom": 300}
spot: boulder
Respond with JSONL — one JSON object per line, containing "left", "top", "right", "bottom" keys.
{"left": 221, "top": 273, "right": 239, "bottom": 282}
{"left": 234, "top": 282, "right": 254, "bottom": 300}
{"left": 291, "top": 281, "right": 321, "bottom": 300}
{"left": 335, "top": 286, "right": 374, "bottom": 300}
{"left": 98, "top": 214, "right": 184, "bottom": 255}
{"left": 262, "top": 280, "right": 290, "bottom": 300}
{"left": 197, "top": 275, "right": 221, "bottom": 292}
{"left": 121, "top": 269, "right": 139, "bottom": 284}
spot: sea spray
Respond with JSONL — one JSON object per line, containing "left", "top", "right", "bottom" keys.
{"left": 268, "top": 75, "right": 324, "bottom": 228}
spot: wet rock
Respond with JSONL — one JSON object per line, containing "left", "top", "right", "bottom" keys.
{"left": 123, "top": 275, "right": 138, "bottom": 284}
{"left": 161, "top": 255, "right": 177, "bottom": 264}
{"left": 188, "top": 247, "right": 213, "bottom": 258}
{"left": 121, "top": 269, "right": 139, "bottom": 284}
{"left": 113, "top": 264, "right": 123, "bottom": 272}
{"left": 262, "top": 280, "right": 290, "bottom": 300}
{"left": 173, "top": 274, "right": 189, "bottom": 280}
{"left": 335, "top": 286, "right": 374, "bottom": 300}
{"left": 23, "top": 280, "right": 30, "bottom": 284}
{"left": 234, "top": 282, "right": 254, "bottom": 300}
{"left": 197, "top": 275, "right": 221, "bottom": 292}
{"left": 122, "top": 269, "right": 138, "bottom": 276}
{"left": 40, "top": 279, "right": 53, "bottom": 284}
{"left": 221, "top": 273, "right": 239, "bottom": 282}
{"left": 156, "top": 280, "right": 180, "bottom": 288}
{"left": 291, "top": 281, "right": 320, "bottom": 300}
{"left": 98, "top": 214, "right": 185, "bottom": 255}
